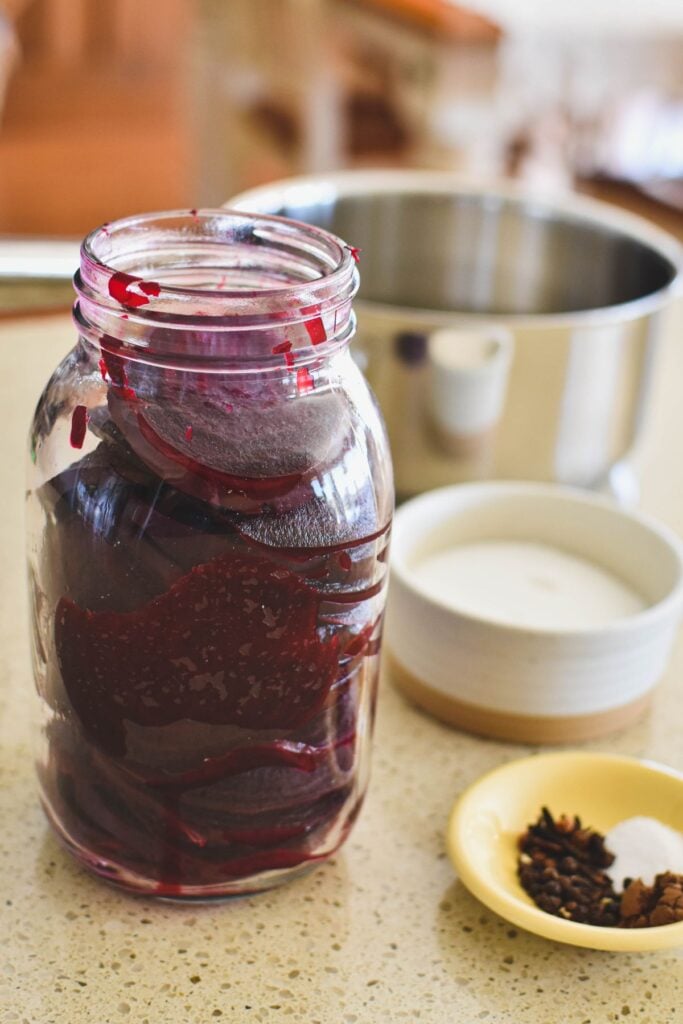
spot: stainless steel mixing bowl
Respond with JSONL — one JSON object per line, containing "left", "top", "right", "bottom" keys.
{"left": 230, "top": 171, "right": 681, "bottom": 501}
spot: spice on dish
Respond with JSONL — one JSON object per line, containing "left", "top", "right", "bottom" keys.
{"left": 517, "top": 808, "right": 620, "bottom": 926}
{"left": 517, "top": 808, "right": 683, "bottom": 929}
{"left": 605, "top": 815, "right": 683, "bottom": 888}
{"left": 620, "top": 873, "right": 683, "bottom": 927}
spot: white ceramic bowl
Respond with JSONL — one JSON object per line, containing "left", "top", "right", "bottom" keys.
{"left": 387, "top": 483, "right": 683, "bottom": 742}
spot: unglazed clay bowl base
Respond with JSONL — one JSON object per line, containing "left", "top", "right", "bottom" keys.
{"left": 389, "top": 655, "right": 654, "bottom": 744}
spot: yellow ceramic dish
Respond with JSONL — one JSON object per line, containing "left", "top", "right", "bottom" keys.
{"left": 447, "top": 751, "right": 683, "bottom": 951}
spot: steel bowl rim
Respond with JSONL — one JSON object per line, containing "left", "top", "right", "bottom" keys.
{"left": 229, "top": 169, "right": 682, "bottom": 328}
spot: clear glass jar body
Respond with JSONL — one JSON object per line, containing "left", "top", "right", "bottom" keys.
{"left": 27, "top": 211, "right": 393, "bottom": 898}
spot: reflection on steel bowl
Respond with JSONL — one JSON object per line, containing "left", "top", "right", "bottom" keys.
{"left": 229, "top": 171, "right": 681, "bottom": 503}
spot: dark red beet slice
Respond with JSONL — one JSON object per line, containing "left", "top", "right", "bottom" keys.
{"left": 55, "top": 552, "right": 341, "bottom": 754}
{"left": 40, "top": 441, "right": 238, "bottom": 614}
{"left": 115, "top": 671, "right": 359, "bottom": 775}
{"left": 41, "top": 417, "right": 386, "bottom": 617}
{"left": 106, "top": 374, "right": 349, "bottom": 511}
{"left": 233, "top": 487, "right": 381, "bottom": 552}
{"left": 184, "top": 760, "right": 354, "bottom": 817}
{"left": 44, "top": 711, "right": 359, "bottom": 885}
{"left": 209, "top": 791, "right": 349, "bottom": 847}
{"left": 47, "top": 705, "right": 357, "bottom": 843}
{"left": 51, "top": 757, "right": 351, "bottom": 856}
{"left": 135, "top": 732, "right": 354, "bottom": 789}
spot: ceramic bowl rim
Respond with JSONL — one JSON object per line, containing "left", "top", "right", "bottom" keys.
{"left": 390, "top": 481, "right": 683, "bottom": 640}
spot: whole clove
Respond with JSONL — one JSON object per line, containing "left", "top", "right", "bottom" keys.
{"left": 517, "top": 808, "right": 683, "bottom": 930}
{"left": 517, "top": 807, "right": 621, "bottom": 927}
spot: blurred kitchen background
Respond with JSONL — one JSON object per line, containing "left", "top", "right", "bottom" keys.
{"left": 0, "top": 0, "right": 682, "bottom": 313}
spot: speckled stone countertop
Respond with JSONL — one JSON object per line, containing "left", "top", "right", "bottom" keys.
{"left": 2, "top": 314, "right": 683, "bottom": 1024}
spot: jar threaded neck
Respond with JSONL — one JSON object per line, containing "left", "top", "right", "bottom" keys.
{"left": 74, "top": 209, "right": 358, "bottom": 371}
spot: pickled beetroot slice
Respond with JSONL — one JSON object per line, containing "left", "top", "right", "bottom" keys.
{"left": 55, "top": 759, "right": 349, "bottom": 853}
{"left": 106, "top": 383, "right": 348, "bottom": 510}
{"left": 136, "top": 411, "right": 303, "bottom": 501}
{"left": 56, "top": 552, "right": 340, "bottom": 754}
{"left": 136, "top": 733, "right": 355, "bottom": 789}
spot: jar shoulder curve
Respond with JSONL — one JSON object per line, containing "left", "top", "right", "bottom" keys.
{"left": 335, "top": 352, "right": 394, "bottom": 514}
{"left": 28, "top": 343, "right": 392, "bottom": 543}
{"left": 29, "top": 339, "right": 101, "bottom": 475}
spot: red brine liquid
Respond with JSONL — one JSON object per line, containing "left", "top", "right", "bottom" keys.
{"left": 35, "top": 373, "right": 389, "bottom": 898}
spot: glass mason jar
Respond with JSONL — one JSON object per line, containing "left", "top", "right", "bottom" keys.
{"left": 27, "top": 210, "right": 393, "bottom": 899}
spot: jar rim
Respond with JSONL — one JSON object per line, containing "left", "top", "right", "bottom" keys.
{"left": 79, "top": 208, "right": 356, "bottom": 310}
{"left": 74, "top": 209, "right": 359, "bottom": 368}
